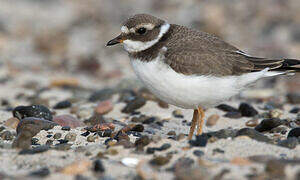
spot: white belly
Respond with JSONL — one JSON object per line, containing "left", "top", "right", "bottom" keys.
{"left": 131, "top": 57, "right": 269, "bottom": 109}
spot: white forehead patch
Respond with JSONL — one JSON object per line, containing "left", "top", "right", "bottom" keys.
{"left": 121, "top": 26, "right": 129, "bottom": 34}
{"left": 123, "top": 23, "right": 170, "bottom": 53}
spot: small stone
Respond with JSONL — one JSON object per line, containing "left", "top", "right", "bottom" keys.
{"left": 31, "top": 138, "right": 39, "bottom": 145}
{"left": 0, "top": 126, "right": 5, "bottom": 133}
{"left": 216, "top": 104, "right": 238, "bottom": 112}
{"left": 64, "top": 133, "right": 77, "bottom": 142}
{"left": 287, "top": 128, "right": 300, "bottom": 138}
{"left": 19, "top": 146, "right": 49, "bottom": 155}
{"left": 13, "top": 105, "right": 53, "bottom": 121}
{"left": 61, "top": 126, "right": 71, "bottom": 131}
{"left": 93, "top": 159, "right": 105, "bottom": 173}
{"left": 98, "top": 129, "right": 112, "bottom": 137}
{"left": 53, "top": 115, "right": 83, "bottom": 128}
{"left": 1, "top": 131, "right": 14, "bottom": 141}
{"left": 176, "top": 133, "right": 185, "bottom": 141}
{"left": 29, "top": 167, "right": 50, "bottom": 177}
{"left": 172, "top": 110, "right": 184, "bottom": 118}
{"left": 167, "top": 130, "right": 176, "bottom": 136}
{"left": 245, "top": 119, "right": 259, "bottom": 127}
{"left": 236, "top": 128, "right": 272, "bottom": 143}
{"left": 5, "top": 117, "right": 20, "bottom": 129}
{"left": 287, "top": 93, "right": 300, "bottom": 104}
{"left": 255, "top": 118, "right": 284, "bottom": 132}
{"left": 86, "top": 123, "right": 115, "bottom": 132}
{"left": 95, "top": 100, "right": 113, "bottom": 115}
{"left": 189, "top": 135, "right": 208, "bottom": 147}
{"left": 117, "top": 139, "right": 134, "bottom": 148}
{"left": 88, "top": 88, "right": 115, "bottom": 102}
{"left": 224, "top": 111, "right": 242, "bottom": 119}
{"left": 278, "top": 137, "right": 298, "bottom": 149}
{"left": 205, "top": 129, "right": 237, "bottom": 139}
{"left": 87, "top": 135, "right": 97, "bottom": 142}
{"left": 53, "top": 133, "right": 62, "bottom": 139}
{"left": 53, "top": 100, "right": 72, "bottom": 109}
{"left": 150, "top": 155, "right": 170, "bottom": 166}
{"left": 45, "top": 140, "right": 53, "bottom": 146}
{"left": 55, "top": 143, "right": 72, "bottom": 151}
{"left": 80, "top": 131, "right": 90, "bottom": 137}
{"left": 84, "top": 113, "right": 105, "bottom": 126}
{"left": 61, "top": 161, "right": 91, "bottom": 175}
{"left": 290, "top": 107, "right": 300, "bottom": 114}
{"left": 135, "top": 136, "right": 151, "bottom": 151}
{"left": 269, "top": 109, "right": 283, "bottom": 118}
{"left": 50, "top": 78, "right": 79, "bottom": 87}
{"left": 122, "top": 96, "right": 146, "bottom": 113}
{"left": 58, "top": 139, "right": 69, "bottom": 144}
{"left": 238, "top": 103, "right": 258, "bottom": 117}
{"left": 157, "top": 100, "right": 169, "bottom": 109}
{"left": 206, "top": 114, "right": 219, "bottom": 126}
{"left": 193, "top": 150, "right": 204, "bottom": 157}
{"left": 107, "top": 148, "right": 118, "bottom": 155}
{"left": 270, "top": 126, "right": 287, "bottom": 134}
{"left": 142, "top": 117, "right": 156, "bottom": 124}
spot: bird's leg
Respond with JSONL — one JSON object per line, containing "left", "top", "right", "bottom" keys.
{"left": 188, "top": 109, "right": 199, "bottom": 140}
{"left": 196, "top": 107, "right": 205, "bottom": 135}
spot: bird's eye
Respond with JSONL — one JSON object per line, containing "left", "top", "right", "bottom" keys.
{"left": 136, "top": 27, "right": 146, "bottom": 35}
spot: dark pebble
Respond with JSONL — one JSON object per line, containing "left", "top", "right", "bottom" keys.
{"left": 98, "top": 129, "right": 112, "bottom": 137}
{"left": 31, "top": 138, "right": 39, "bottom": 145}
{"left": 46, "top": 134, "right": 52, "bottom": 138}
{"left": 16, "top": 117, "right": 57, "bottom": 135}
{"left": 84, "top": 113, "right": 106, "bottom": 126}
{"left": 238, "top": 103, "right": 258, "bottom": 117}
{"left": 254, "top": 118, "right": 284, "bottom": 132}
{"left": 13, "top": 105, "right": 53, "bottom": 121}
{"left": 114, "top": 131, "right": 130, "bottom": 142}
{"left": 142, "top": 117, "right": 156, "bottom": 124}
{"left": 121, "top": 96, "right": 146, "bottom": 114}
{"left": 53, "top": 133, "right": 62, "bottom": 139}
{"left": 127, "top": 131, "right": 142, "bottom": 137}
{"left": 0, "top": 126, "right": 5, "bottom": 133}
{"left": 88, "top": 88, "right": 115, "bottom": 102}
{"left": 278, "top": 137, "right": 298, "bottom": 149}
{"left": 117, "top": 139, "right": 134, "bottom": 148}
{"left": 212, "top": 148, "right": 225, "bottom": 155}
{"left": 189, "top": 134, "right": 208, "bottom": 147}
{"left": 290, "top": 107, "right": 300, "bottom": 114}
{"left": 287, "top": 127, "right": 300, "bottom": 138}
{"left": 167, "top": 131, "right": 176, "bottom": 136}
{"left": 172, "top": 110, "right": 184, "bottom": 118}
{"left": 173, "top": 157, "right": 194, "bottom": 170}
{"left": 1, "top": 131, "right": 14, "bottom": 141}
{"left": 150, "top": 155, "right": 170, "bottom": 166}
{"left": 135, "top": 136, "right": 151, "bottom": 151}
{"left": 216, "top": 104, "right": 238, "bottom": 112}
{"left": 64, "top": 133, "right": 77, "bottom": 142}
{"left": 54, "top": 143, "right": 72, "bottom": 151}
{"left": 53, "top": 100, "right": 72, "bottom": 109}
{"left": 93, "top": 159, "right": 105, "bottom": 173}
{"left": 61, "top": 126, "right": 71, "bottom": 131}
{"left": 81, "top": 131, "right": 90, "bottom": 137}
{"left": 193, "top": 150, "right": 204, "bottom": 157}
{"left": 224, "top": 111, "right": 242, "bottom": 119}
{"left": 19, "top": 145, "right": 49, "bottom": 155}
{"left": 29, "top": 167, "right": 50, "bottom": 177}
{"left": 58, "top": 139, "right": 69, "bottom": 144}
{"left": 131, "top": 124, "right": 144, "bottom": 132}
{"left": 146, "top": 143, "right": 171, "bottom": 154}
{"left": 236, "top": 128, "right": 272, "bottom": 143}
{"left": 205, "top": 129, "right": 237, "bottom": 139}
{"left": 287, "top": 93, "right": 300, "bottom": 104}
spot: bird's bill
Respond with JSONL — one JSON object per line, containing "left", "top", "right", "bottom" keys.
{"left": 106, "top": 34, "right": 125, "bottom": 46}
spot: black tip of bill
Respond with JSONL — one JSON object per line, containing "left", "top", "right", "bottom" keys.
{"left": 106, "top": 39, "right": 121, "bottom": 46}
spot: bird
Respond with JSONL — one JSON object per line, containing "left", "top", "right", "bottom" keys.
{"left": 107, "top": 14, "right": 300, "bottom": 140}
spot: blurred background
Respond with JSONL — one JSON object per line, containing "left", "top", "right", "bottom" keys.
{"left": 0, "top": 0, "right": 299, "bottom": 96}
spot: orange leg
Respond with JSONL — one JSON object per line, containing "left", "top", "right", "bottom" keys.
{"left": 196, "top": 107, "right": 205, "bottom": 135}
{"left": 188, "top": 109, "right": 199, "bottom": 140}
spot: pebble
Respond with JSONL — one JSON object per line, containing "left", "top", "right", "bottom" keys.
{"left": 0, "top": 126, "right": 5, "bottom": 133}
{"left": 167, "top": 130, "right": 176, "bottom": 136}
{"left": 107, "top": 148, "right": 118, "bottom": 155}
{"left": 193, "top": 150, "right": 204, "bottom": 157}
{"left": 29, "top": 167, "right": 50, "bottom": 177}
{"left": 80, "top": 131, "right": 90, "bottom": 137}
{"left": 45, "top": 140, "right": 53, "bottom": 146}
{"left": 224, "top": 111, "right": 242, "bottom": 119}
{"left": 172, "top": 110, "right": 184, "bottom": 118}
{"left": 286, "top": 93, "right": 300, "bottom": 104}
{"left": 157, "top": 100, "right": 169, "bottom": 109}
{"left": 270, "top": 126, "right": 287, "bottom": 134}
{"left": 61, "top": 126, "right": 71, "bottom": 131}
{"left": 53, "top": 115, "right": 83, "bottom": 128}
{"left": 189, "top": 135, "right": 208, "bottom": 147}
{"left": 278, "top": 138, "right": 298, "bottom": 149}
{"left": 64, "top": 132, "right": 77, "bottom": 142}
{"left": 213, "top": 148, "right": 225, "bottom": 155}
{"left": 93, "top": 159, "right": 105, "bottom": 173}
{"left": 290, "top": 107, "right": 300, "bottom": 114}
{"left": 121, "top": 96, "right": 146, "bottom": 113}
{"left": 206, "top": 114, "right": 219, "bottom": 126}
{"left": 53, "top": 100, "right": 72, "bottom": 109}
{"left": 269, "top": 109, "right": 283, "bottom": 118}
{"left": 13, "top": 105, "right": 53, "bottom": 121}
{"left": 236, "top": 128, "right": 272, "bottom": 143}
{"left": 53, "top": 133, "right": 62, "bottom": 139}
{"left": 245, "top": 119, "right": 259, "bottom": 127}
{"left": 117, "top": 139, "right": 134, "bottom": 148}
{"left": 205, "top": 129, "right": 237, "bottom": 139}
{"left": 238, "top": 103, "right": 258, "bottom": 117}
{"left": 5, "top": 117, "right": 20, "bottom": 129}
{"left": 121, "top": 157, "right": 139, "bottom": 168}
{"left": 216, "top": 104, "right": 238, "bottom": 112}
{"left": 19, "top": 146, "right": 49, "bottom": 155}
{"left": 84, "top": 114, "right": 105, "bottom": 126}
{"left": 0, "top": 131, "right": 14, "bottom": 141}
{"left": 254, "top": 118, "right": 284, "bottom": 132}
{"left": 31, "top": 138, "right": 39, "bottom": 145}
{"left": 88, "top": 88, "right": 115, "bottom": 102}
{"left": 287, "top": 127, "right": 300, "bottom": 138}
{"left": 150, "top": 155, "right": 170, "bottom": 166}
{"left": 87, "top": 135, "right": 97, "bottom": 142}
{"left": 146, "top": 143, "right": 171, "bottom": 154}
{"left": 265, "top": 160, "right": 286, "bottom": 177}
{"left": 55, "top": 143, "right": 72, "bottom": 151}
{"left": 16, "top": 117, "right": 57, "bottom": 136}
{"left": 135, "top": 136, "right": 151, "bottom": 150}
{"left": 98, "top": 129, "right": 112, "bottom": 137}
{"left": 95, "top": 100, "right": 113, "bottom": 115}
